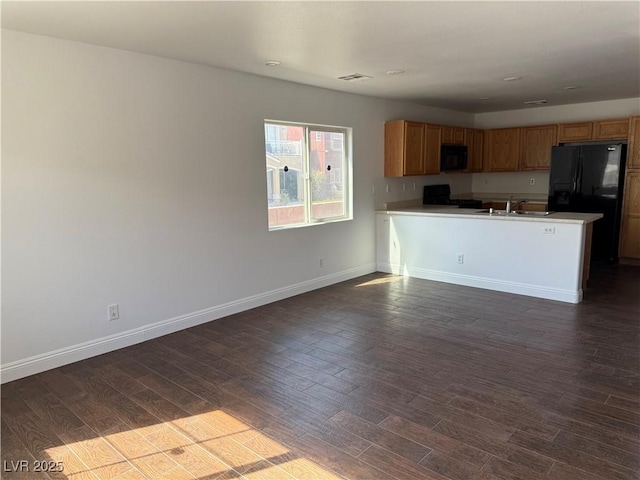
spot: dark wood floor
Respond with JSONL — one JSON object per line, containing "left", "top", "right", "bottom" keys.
{"left": 2, "top": 265, "right": 639, "bottom": 480}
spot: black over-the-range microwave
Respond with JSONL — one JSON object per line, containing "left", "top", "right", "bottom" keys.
{"left": 440, "top": 144, "right": 468, "bottom": 171}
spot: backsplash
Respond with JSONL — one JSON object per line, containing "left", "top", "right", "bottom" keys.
{"left": 472, "top": 171, "right": 550, "bottom": 195}
{"left": 374, "top": 173, "right": 472, "bottom": 209}
{"left": 374, "top": 171, "right": 551, "bottom": 209}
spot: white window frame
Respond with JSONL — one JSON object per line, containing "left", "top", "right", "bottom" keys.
{"left": 265, "top": 120, "right": 353, "bottom": 230}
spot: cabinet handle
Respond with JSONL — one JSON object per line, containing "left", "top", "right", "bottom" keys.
{"left": 284, "top": 166, "right": 289, "bottom": 172}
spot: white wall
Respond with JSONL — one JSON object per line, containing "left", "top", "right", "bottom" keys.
{"left": 1, "top": 30, "right": 474, "bottom": 381}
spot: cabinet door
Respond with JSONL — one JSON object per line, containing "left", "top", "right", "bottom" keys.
{"left": 441, "top": 126, "right": 464, "bottom": 145}
{"left": 558, "top": 122, "right": 593, "bottom": 142}
{"left": 453, "top": 127, "right": 465, "bottom": 145}
{"left": 424, "top": 124, "right": 441, "bottom": 175}
{"left": 620, "top": 172, "right": 640, "bottom": 259}
{"left": 520, "top": 125, "right": 557, "bottom": 171}
{"left": 594, "top": 118, "right": 629, "bottom": 140}
{"left": 464, "top": 129, "right": 484, "bottom": 172}
{"left": 472, "top": 130, "right": 484, "bottom": 172}
{"left": 403, "top": 122, "right": 426, "bottom": 175}
{"left": 627, "top": 116, "right": 640, "bottom": 170}
{"left": 463, "top": 129, "right": 474, "bottom": 173}
{"left": 485, "top": 128, "right": 521, "bottom": 172}
{"left": 384, "top": 120, "right": 404, "bottom": 177}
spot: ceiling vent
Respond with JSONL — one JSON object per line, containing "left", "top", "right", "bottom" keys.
{"left": 524, "top": 99, "right": 548, "bottom": 106}
{"left": 338, "top": 73, "right": 373, "bottom": 82}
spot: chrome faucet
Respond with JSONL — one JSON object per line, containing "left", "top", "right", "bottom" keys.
{"left": 513, "top": 199, "right": 527, "bottom": 211}
{"left": 506, "top": 196, "right": 527, "bottom": 213}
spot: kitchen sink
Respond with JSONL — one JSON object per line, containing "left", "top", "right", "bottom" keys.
{"left": 513, "top": 210, "right": 554, "bottom": 216}
{"left": 473, "top": 209, "right": 508, "bottom": 215}
{"left": 473, "top": 209, "right": 554, "bottom": 216}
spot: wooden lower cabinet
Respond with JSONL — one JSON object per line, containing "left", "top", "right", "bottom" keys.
{"left": 620, "top": 217, "right": 640, "bottom": 259}
{"left": 522, "top": 203, "right": 548, "bottom": 212}
{"left": 620, "top": 171, "right": 640, "bottom": 259}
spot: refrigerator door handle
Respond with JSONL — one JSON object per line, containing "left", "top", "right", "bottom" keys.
{"left": 576, "top": 157, "right": 584, "bottom": 194}
{"left": 571, "top": 153, "right": 579, "bottom": 193}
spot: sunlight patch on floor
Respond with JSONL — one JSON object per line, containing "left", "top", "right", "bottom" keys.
{"left": 46, "top": 409, "right": 339, "bottom": 479}
{"left": 355, "top": 275, "right": 404, "bottom": 287}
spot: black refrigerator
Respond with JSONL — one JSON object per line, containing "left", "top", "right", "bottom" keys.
{"left": 548, "top": 143, "right": 626, "bottom": 264}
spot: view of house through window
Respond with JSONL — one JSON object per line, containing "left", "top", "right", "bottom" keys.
{"left": 265, "top": 121, "right": 351, "bottom": 229}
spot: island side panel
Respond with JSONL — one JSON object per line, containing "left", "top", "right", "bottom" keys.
{"left": 582, "top": 222, "right": 593, "bottom": 290}
{"left": 376, "top": 213, "right": 586, "bottom": 303}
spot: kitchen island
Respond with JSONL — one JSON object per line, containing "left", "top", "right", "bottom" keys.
{"left": 376, "top": 205, "right": 602, "bottom": 303}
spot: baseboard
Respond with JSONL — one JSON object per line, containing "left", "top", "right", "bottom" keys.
{"left": 377, "top": 262, "right": 582, "bottom": 304}
{"left": 619, "top": 257, "right": 640, "bottom": 267}
{"left": 1, "top": 263, "right": 376, "bottom": 384}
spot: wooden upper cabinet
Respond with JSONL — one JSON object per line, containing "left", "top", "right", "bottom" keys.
{"left": 484, "top": 128, "right": 521, "bottom": 172}
{"left": 464, "top": 128, "right": 484, "bottom": 172}
{"left": 441, "top": 126, "right": 465, "bottom": 145}
{"left": 558, "top": 122, "right": 593, "bottom": 142}
{"left": 385, "top": 117, "right": 633, "bottom": 177}
{"left": 520, "top": 125, "right": 558, "bottom": 171}
{"left": 594, "top": 119, "right": 629, "bottom": 140}
{"left": 424, "top": 124, "right": 442, "bottom": 175}
{"left": 403, "top": 122, "right": 426, "bottom": 175}
{"left": 620, "top": 171, "right": 640, "bottom": 259}
{"left": 557, "top": 119, "right": 629, "bottom": 142}
{"left": 627, "top": 116, "right": 640, "bottom": 170}
{"left": 384, "top": 120, "right": 426, "bottom": 176}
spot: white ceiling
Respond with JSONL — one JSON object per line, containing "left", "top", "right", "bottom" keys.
{"left": 2, "top": 1, "right": 639, "bottom": 113}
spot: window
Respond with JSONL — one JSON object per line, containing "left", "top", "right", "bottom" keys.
{"left": 265, "top": 121, "right": 351, "bottom": 230}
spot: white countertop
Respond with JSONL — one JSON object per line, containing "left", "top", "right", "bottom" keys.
{"left": 376, "top": 205, "right": 603, "bottom": 224}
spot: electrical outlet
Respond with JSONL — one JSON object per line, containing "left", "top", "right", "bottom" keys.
{"left": 457, "top": 254, "right": 464, "bottom": 264}
{"left": 386, "top": 184, "right": 390, "bottom": 193}
{"left": 530, "top": 178, "right": 536, "bottom": 186}
{"left": 543, "top": 227, "right": 556, "bottom": 235}
{"left": 413, "top": 182, "right": 416, "bottom": 191}
{"left": 402, "top": 183, "right": 406, "bottom": 192}
{"left": 318, "top": 258, "right": 324, "bottom": 268}
{"left": 108, "top": 304, "right": 119, "bottom": 321}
